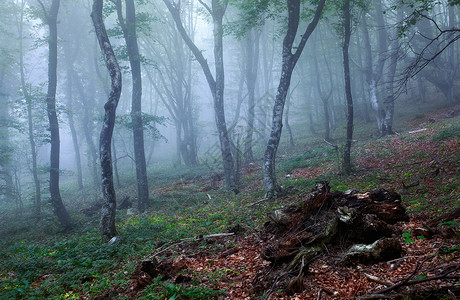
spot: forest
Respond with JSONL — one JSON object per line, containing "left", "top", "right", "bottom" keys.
{"left": 0, "top": 0, "right": 459, "bottom": 298}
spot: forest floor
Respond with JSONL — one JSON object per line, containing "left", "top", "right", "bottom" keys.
{"left": 0, "top": 104, "right": 459, "bottom": 299}
{"left": 122, "top": 105, "right": 460, "bottom": 300}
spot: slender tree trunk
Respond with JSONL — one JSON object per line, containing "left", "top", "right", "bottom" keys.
{"left": 285, "top": 91, "right": 295, "bottom": 147}
{"left": 361, "top": 3, "right": 387, "bottom": 134}
{"left": 63, "top": 54, "right": 84, "bottom": 189}
{"left": 91, "top": 0, "right": 122, "bottom": 242}
{"left": 243, "top": 29, "right": 260, "bottom": 163}
{"left": 39, "top": 0, "right": 72, "bottom": 229}
{"left": 19, "top": 1, "right": 42, "bottom": 219}
{"left": 112, "top": 137, "right": 121, "bottom": 188}
{"left": 72, "top": 71, "right": 99, "bottom": 187}
{"left": 382, "top": 7, "right": 403, "bottom": 136}
{"left": 342, "top": 0, "right": 353, "bottom": 175}
{"left": 117, "top": 0, "right": 149, "bottom": 211}
{"left": 263, "top": 0, "right": 326, "bottom": 197}
{"left": 313, "top": 38, "right": 331, "bottom": 142}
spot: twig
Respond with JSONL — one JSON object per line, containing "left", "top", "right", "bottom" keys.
{"left": 364, "top": 273, "right": 394, "bottom": 286}
{"left": 180, "top": 232, "right": 234, "bottom": 242}
{"left": 323, "top": 139, "right": 339, "bottom": 151}
{"left": 264, "top": 271, "right": 292, "bottom": 300}
{"left": 374, "top": 261, "right": 458, "bottom": 295}
{"left": 149, "top": 241, "right": 183, "bottom": 258}
{"left": 317, "top": 287, "right": 333, "bottom": 300}
{"left": 408, "top": 128, "right": 427, "bottom": 134}
{"left": 248, "top": 198, "right": 269, "bottom": 207}
{"left": 375, "top": 257, "right": 428, "bottom": 294}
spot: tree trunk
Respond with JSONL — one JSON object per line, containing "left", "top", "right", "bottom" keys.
{"left": 342, "top": 0, "right": 353, "bottom": 175}
{"left": 72, "top": 70, "right": 99, "bottom": 187}
{"left": 285, "top": 91, "right": 295, "bottom": 148}
{"left": 91, "top": 0, "right": 122, "bottom": 242}
{"left": 381, "top": 7, "right": 403, "bottom": 136}
{"left": 263, "top": 0, "right": 326, "bottom": 197}
{"left": 361, "top": 1, "right": 388, "bottom": 135}
{"left": 40, "top": 0, "right": 72, "bottom": 229}
{"left": 243, "top": 28, "right": 260, "bottom": 164}
{"left": 63, "top": 52, "right": 84, "bottom": 189}
{"left": 312, "top": 37, "right": 332, "bottom": 142}
{"left": 19, "top": 18, "right": 41, "bottom": 217}
{"left": 117, "top": 0, "right": 149, "bottom": 211}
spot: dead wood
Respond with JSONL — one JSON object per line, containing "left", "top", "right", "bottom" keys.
{"left": 256, "top": 182, "right": 409, "bottom": 294}
{"left": 180, "top": 232, "right": 234, "bottom": 242}
{"left": 373, "top": 263, "right": 459, "bottom": 294}
{"left": 363, "top": 273, "right": 394, "bottom": 286}
{"left": 248, "top": 198, "right": 269, "bottom": 207}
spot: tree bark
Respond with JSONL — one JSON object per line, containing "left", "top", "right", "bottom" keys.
{"left": 381, "top": 7, "right": 403, "bottom": 136}
{"left": 361, "top": 1, "right": 388, "bottom": 135}
{"left": 39, "top": 0, "right": 72, "bottom": 229}
{"left": 92, "top": 0, "right": 122, "bottom": 242}
{"left": 342, "top": 0, "right": 353, "bottom": 175}
{"left": 263, "top": 0, "right": 326, "bottom": 197}
{"left": 116, "top": 0, "right": 149, "bottom": 211}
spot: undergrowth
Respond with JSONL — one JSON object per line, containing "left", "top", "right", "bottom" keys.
{"left": 1, "top": 104, "right": 459, "bottom": 299}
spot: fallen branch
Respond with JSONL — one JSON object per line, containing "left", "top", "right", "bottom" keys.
{"left": 149, "top": 241, "right": 184, "bottom": 258}
{"left": 323, "top": 139, "right": 338, "bottom": 151}
{"left": 364, "top": 273, "right": 394, "bottom": 286}
{"left": 248, "top": 198, "right": 269, "bottom": 207}
{"left": 316, "top": 287, "right": 334, "bottom": 300}
{"left": 218, "top": 247, "right": 239, "bottom": 258}
{"left": 373, "top": 262, "right": 458, "bottom": 295}
{"left": 408, "top": 128, "right": 427, "bottom": 134}
{"left": 180, "top": 232, "right": 234, "bottom": 242}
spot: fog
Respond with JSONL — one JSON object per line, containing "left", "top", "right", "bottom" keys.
{"left": 0, "top": 0, "right": 458, "bottom": 221}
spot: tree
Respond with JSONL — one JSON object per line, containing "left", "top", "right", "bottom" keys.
{"left": 396, "top": 0, "right": 460, "bottom": 100}
{"left": 263, "top": 0, "right": 326, "bottom": 197}
{"left": 141, "top": 5, "right": 198, "bottom": 167}
{"left": 115, "top": 0, "right": 149, "bottom": 211}
{"left": 37, "top": 0, "right": 72, "bottom": 229}
{"left": 342, "top": 0, "right": 353, "bottom": 175}
{"left": 243, "top": 28, "right": 260, "bottom": 164}
{"left": 91, "top": 0, "right": 122, "bottom": 242}
{"left": 361, "top": 0, "right": 388, "bottom": 135}
{"left": 163, "top": 0, "right": 237, "bottom": 191}
{"left": 16, "top": 0, "right": 43, "bottom": 218}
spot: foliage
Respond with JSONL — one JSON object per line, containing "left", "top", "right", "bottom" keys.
{"left": 116, "top": 113, "right": 167, "bottom": 141}
{"left": 138, "top": 277, "right": 224, "bottom": 300}
{"left": 432, "top": 124, "right": 460, "bottom": 141}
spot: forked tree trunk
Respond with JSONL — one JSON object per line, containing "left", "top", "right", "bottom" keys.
{"left": 91, "top": 0, "right": 122, "bottom": 242}
{"left": 39, "top": 0, "right": 72, "bottom": 229}
{"left": 163, "top": 0, "right": 237, "bottom": 191}
{"left": 263, "top": 0, "right": 326, "bottom": 197}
